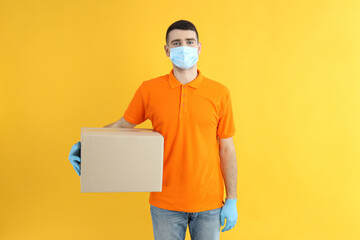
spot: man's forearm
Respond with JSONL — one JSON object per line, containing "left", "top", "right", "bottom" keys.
{"left": 219, "top": 150, "right": 238, "bottom": 199}
{"left": 103, "top": 116, "right": 136, "bottom": 128}
{"left": 103, "top": 122, "right": 121, "bottom": 128}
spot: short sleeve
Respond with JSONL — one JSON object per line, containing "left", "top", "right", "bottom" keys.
{"left": 123, "top": 82, "right": 147, "bottom": 125}
{"left": 217, "top": 88, "right": 236, "bottom": 138}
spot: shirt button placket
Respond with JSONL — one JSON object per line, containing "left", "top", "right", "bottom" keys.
{"left": 183, "top": 85, "right": 186, "bottom": 114}
{"left": 179, "top": 85, "right": 186, "bottom": 119}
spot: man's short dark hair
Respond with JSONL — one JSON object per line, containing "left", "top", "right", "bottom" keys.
{"left": 166, "top": 20, "right": 199, "bottom": 46}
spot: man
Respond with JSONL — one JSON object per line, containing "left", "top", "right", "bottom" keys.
{"left": 69, "top": 20, "right": 238, "bottom": 240}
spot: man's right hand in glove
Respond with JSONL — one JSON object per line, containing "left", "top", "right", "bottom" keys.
{"left": 68, "top": 141, "right": 81, "bottom": 176}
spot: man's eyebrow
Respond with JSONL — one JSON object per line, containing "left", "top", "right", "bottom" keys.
{"left": 171, "top": 38, "right": 197, "bottom": 44}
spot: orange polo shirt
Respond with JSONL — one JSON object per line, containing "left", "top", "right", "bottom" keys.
{"left": 123, "top": 69, "right": 236, "bottom": 212}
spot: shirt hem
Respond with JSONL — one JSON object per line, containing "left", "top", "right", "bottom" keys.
{"left": 149, "top": 199, "right": 224, "bottom": 213}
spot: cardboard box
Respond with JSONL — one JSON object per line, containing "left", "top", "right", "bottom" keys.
{"left": 80, "top": 127, "right": 164, "bottom": 192}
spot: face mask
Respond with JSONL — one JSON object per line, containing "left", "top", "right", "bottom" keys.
{"left": 169, "top": 46, "right": 199, "bottom": 70}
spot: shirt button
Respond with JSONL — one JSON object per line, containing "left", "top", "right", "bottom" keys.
{"left": 182, "top": 103, "right": 185, "bottom": 106}
{"left": 182, "top": 94, "right": 185, "bottom": 96}
{"left": 183, "top": 85, "right": 186, "bottom": 88}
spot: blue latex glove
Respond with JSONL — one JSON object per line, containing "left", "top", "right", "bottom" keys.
{"left": 220, "top": 198, "right": 238, "bottom": 232}
{"left": 68, "top": 141, "right": 81, "bottom": 176}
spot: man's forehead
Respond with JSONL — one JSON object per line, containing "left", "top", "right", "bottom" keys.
{"left": 168, "top": 29, "right": 197, "bottom": 40}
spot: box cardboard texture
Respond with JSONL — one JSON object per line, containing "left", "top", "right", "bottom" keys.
{"left": 80, "top": 127, "right": 164, "bottom": 193}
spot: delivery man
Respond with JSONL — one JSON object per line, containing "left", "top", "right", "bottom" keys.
{"left": 69, "top": 19, "right": 238, "bottom": 240}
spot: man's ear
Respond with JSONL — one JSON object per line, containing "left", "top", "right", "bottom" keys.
{"left": 164, "top": 44, "right": 170, "bottom": 57}
{"left": 198, "top": 42, "right": 201, "bottom": 55}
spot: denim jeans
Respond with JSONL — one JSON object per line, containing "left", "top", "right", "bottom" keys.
{"left": 150, "top": 204, "right": 221, "bottom": 240}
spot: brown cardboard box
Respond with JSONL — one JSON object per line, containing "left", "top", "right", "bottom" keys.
{"left": 80, "top": 127, "right": 164, "bottom": 192}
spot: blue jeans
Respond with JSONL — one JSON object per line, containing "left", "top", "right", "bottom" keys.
{"left": 150, "top": 204, "right": 221, "bottom": 240}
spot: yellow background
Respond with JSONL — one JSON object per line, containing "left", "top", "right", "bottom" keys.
{"left": 1, "top": 0, "right": 359, "bottom": 239}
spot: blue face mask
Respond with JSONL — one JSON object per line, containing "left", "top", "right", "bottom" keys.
{"left": 170, "top": 46, "right": 199, "bottom": 70}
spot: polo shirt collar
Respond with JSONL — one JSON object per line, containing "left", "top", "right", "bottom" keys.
{"left": 168, "top": 69, "right": 203, "bottom": 89}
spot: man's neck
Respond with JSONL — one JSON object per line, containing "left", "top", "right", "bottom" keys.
{"left": 173, "top": 65, "right": 198, "bottom": 85}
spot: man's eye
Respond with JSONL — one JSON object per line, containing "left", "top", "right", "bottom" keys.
{"left": 173, "top": 42, "right": 179, "bottom": 45}
{"left": 188, "top": 41, "right": 194, "bottom": 44}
